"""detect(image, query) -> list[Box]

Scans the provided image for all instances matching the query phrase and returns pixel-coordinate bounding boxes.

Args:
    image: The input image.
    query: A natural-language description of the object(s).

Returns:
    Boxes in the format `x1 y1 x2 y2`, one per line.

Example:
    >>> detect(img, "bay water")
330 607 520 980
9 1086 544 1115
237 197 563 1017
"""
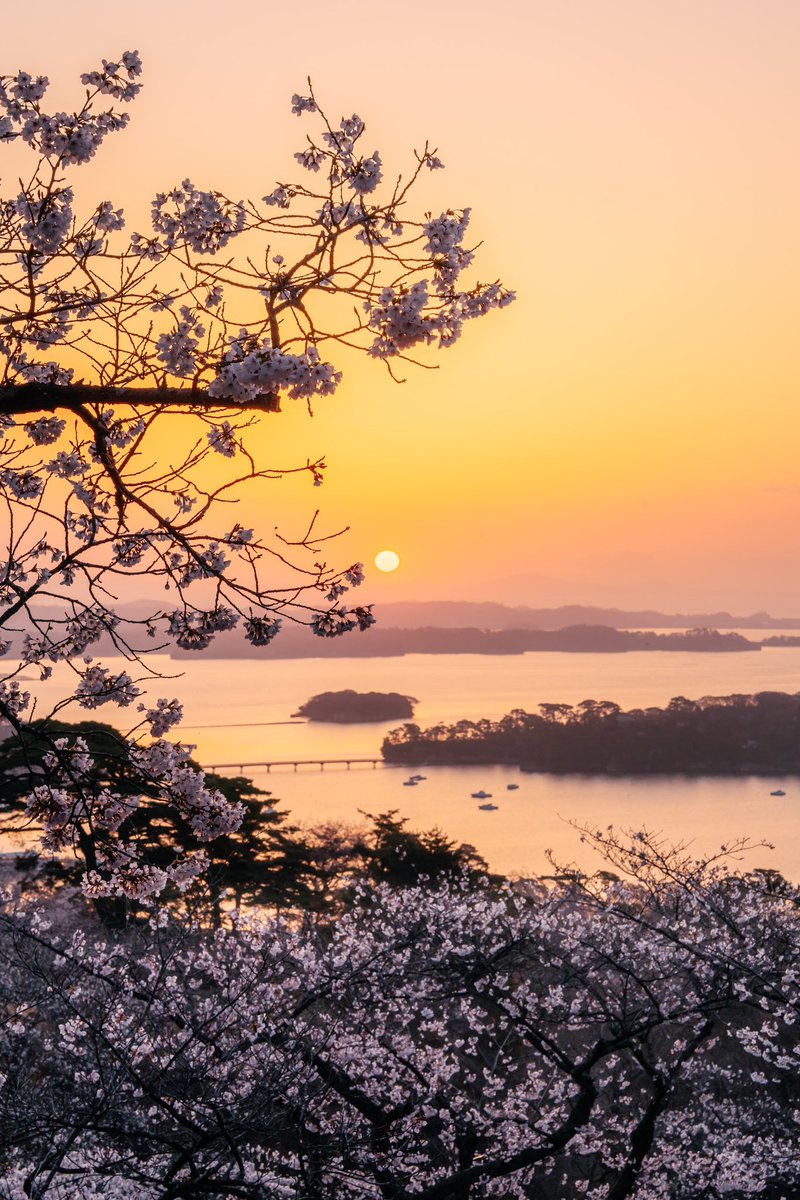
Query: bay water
9 638 799 879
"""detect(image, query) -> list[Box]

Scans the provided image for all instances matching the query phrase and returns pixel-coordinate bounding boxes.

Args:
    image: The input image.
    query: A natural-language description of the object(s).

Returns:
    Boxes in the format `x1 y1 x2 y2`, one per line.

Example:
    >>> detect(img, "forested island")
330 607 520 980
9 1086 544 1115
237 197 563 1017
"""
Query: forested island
169 623 761 658
292 689 417 722
382 691 800 774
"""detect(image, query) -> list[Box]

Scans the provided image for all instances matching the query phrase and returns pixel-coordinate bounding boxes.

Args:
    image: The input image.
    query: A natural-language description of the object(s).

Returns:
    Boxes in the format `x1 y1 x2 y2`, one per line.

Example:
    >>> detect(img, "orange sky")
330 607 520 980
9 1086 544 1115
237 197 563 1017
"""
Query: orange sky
7 1 800 614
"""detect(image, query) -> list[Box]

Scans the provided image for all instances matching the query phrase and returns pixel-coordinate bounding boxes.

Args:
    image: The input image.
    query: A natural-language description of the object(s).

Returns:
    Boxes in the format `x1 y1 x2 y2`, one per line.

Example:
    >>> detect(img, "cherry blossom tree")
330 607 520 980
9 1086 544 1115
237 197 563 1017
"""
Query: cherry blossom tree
0 52 513 903
1 830 798 1198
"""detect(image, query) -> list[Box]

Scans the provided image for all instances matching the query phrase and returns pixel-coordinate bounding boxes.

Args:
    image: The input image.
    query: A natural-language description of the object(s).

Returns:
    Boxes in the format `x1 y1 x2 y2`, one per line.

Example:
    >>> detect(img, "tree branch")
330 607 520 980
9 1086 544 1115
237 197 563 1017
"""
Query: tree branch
0 382 280 415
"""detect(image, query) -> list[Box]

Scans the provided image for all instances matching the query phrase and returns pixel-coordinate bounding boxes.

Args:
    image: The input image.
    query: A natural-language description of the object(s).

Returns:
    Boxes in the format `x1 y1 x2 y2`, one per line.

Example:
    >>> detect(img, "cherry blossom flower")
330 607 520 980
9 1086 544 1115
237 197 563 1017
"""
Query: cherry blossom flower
75 665 141 708
140 697 184 737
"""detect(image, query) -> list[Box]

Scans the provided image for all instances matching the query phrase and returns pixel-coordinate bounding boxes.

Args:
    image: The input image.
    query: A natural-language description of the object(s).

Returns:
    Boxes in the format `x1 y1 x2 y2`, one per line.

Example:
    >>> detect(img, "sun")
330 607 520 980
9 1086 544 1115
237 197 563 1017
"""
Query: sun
374 549 401 573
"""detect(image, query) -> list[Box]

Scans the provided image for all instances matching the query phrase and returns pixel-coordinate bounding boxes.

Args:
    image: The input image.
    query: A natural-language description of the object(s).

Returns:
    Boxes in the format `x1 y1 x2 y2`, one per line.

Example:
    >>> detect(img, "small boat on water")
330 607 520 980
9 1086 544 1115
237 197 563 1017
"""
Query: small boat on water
506 783 519 790
770 789 786 797
478 802 498 811
471 790 492 799
403 779 419 787
410 774 427 782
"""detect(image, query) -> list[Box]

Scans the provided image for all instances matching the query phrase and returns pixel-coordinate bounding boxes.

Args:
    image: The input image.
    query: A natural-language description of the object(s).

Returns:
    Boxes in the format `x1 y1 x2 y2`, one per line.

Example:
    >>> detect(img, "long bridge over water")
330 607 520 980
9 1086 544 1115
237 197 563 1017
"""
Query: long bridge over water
205 757 388 774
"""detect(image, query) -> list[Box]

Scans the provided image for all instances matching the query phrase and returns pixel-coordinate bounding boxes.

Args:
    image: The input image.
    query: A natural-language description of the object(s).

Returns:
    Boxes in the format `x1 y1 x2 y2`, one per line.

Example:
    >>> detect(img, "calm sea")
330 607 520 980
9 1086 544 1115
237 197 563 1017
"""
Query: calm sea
9 638 800 879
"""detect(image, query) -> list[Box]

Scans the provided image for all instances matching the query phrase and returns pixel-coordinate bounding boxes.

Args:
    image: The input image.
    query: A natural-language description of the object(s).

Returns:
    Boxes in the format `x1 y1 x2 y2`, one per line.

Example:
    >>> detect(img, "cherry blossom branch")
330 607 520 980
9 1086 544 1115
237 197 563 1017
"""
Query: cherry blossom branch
0 382 281 414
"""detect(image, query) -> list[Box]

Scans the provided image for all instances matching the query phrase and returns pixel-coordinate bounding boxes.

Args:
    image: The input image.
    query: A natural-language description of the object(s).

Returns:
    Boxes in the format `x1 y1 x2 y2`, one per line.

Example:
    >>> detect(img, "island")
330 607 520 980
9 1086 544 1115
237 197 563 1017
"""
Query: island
382 691 800 774
169 623 762 659
293 690 417 723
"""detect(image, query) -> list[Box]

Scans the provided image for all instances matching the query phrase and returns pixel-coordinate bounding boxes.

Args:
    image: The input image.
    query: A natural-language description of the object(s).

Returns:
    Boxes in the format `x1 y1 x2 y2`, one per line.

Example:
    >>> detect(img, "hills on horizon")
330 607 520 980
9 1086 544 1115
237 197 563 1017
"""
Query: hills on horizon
371 600 800 631
43 597 800 632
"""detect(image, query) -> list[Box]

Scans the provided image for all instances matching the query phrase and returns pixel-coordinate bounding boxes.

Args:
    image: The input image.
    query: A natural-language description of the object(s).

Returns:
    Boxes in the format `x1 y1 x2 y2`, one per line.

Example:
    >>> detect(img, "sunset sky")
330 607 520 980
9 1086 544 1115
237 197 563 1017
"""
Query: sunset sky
8 1 800 614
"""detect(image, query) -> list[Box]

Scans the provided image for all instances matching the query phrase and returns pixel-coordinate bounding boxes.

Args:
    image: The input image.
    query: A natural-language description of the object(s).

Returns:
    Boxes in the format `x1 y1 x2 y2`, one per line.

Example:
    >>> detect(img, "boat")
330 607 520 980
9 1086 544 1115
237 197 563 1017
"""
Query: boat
506 783 519 790
471 790 492 799
770 789 786 797
478 802 498 811
403 779 419 787
410 774 427 782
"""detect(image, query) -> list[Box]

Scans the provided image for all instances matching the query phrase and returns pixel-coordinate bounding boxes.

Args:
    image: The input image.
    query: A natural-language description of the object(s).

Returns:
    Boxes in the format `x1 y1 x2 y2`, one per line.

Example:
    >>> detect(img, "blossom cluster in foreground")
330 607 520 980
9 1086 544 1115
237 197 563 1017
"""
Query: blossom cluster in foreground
1 833 799 1198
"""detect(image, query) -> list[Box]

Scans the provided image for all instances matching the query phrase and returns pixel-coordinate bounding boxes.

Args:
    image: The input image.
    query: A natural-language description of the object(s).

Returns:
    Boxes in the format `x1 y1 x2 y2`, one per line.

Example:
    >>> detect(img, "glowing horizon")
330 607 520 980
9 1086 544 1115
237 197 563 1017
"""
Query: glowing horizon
6 1 800 614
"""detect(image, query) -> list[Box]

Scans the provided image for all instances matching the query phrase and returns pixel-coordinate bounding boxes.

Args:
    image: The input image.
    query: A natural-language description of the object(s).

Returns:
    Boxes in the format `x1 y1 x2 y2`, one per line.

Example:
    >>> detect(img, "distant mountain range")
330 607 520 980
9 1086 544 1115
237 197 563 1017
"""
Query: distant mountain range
371 601 800 631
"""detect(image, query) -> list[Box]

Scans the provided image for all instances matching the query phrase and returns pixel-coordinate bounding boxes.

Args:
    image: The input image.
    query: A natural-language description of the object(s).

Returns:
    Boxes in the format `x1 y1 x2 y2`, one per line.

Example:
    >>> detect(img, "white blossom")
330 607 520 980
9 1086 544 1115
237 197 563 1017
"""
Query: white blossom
0 680 30 715
75 665 141 708
151 180 245 254
43 736 94 780
24 415 66 444
80 51 142 102
244 614 281 646
291 93 317 116
262 185 292 208
294 146 326 172
24 783 71 829
208 336 341 404
0 467 44 499
345 562 365 586
155 306 205 377
207 420 237 456
141 697 184 737
311 607 357 637
348 151 382 195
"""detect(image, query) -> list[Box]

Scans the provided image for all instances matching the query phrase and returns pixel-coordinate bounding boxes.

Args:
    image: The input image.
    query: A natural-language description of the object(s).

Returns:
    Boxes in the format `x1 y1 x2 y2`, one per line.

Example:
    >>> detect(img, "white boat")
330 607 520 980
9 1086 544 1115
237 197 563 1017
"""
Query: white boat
471 790 492 799
478 802 498 811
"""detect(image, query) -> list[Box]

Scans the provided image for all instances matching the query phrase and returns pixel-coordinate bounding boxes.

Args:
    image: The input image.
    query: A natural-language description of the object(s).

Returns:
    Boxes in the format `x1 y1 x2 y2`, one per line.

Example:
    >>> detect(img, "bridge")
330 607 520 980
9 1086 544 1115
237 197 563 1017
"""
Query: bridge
205 757 387 774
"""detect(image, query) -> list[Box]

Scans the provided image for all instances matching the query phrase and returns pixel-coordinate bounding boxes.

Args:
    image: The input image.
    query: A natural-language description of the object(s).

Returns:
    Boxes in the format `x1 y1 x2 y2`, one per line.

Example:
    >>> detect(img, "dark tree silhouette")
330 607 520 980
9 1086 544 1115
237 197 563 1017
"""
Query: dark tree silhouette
383 691 800 775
